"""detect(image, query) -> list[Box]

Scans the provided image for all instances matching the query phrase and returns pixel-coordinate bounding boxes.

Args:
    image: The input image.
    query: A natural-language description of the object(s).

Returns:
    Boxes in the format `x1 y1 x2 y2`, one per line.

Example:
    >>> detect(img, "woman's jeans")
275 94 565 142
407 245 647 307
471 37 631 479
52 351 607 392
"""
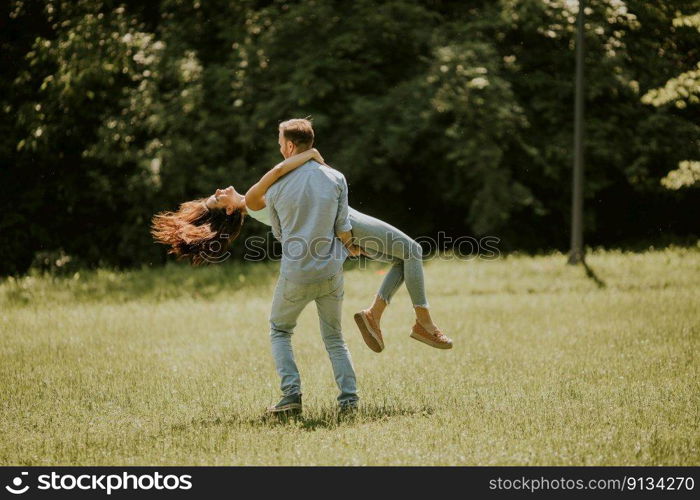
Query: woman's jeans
349 208 428 308
269 271 358 404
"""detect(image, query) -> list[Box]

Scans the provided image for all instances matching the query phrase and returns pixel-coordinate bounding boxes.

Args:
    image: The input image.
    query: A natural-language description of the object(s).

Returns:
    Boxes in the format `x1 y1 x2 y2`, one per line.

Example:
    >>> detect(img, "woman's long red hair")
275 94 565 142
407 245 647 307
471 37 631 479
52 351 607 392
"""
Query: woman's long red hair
151 198 244 265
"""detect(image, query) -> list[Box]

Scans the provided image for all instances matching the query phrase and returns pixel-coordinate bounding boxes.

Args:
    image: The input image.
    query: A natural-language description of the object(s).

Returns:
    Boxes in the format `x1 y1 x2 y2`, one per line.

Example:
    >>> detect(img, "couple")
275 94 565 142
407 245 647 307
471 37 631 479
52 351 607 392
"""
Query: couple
152 118 452 415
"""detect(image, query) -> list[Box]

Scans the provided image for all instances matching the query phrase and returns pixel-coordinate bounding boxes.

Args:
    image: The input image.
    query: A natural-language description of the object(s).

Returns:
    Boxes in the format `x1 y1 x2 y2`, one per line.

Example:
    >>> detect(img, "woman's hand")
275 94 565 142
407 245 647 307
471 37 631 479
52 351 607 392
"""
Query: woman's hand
310 148 326 165
246 149 327 211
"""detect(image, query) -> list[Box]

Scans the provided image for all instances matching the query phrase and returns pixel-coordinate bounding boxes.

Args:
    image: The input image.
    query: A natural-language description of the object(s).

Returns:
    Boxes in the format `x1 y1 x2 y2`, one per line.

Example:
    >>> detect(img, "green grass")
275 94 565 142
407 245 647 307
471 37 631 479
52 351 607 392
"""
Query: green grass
1 246 698 465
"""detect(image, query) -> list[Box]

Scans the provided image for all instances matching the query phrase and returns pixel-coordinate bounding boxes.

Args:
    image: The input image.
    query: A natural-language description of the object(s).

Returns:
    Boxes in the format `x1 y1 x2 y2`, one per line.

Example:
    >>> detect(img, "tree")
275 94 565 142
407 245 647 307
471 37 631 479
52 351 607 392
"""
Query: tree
641 10 700 189
2 0 698 275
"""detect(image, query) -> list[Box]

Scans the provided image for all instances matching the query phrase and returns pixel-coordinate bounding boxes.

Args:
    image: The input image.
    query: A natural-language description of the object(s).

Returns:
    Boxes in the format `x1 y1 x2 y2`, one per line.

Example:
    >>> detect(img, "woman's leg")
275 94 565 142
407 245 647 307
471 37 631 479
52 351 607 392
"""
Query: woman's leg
350 209 438 331
366 259 401 326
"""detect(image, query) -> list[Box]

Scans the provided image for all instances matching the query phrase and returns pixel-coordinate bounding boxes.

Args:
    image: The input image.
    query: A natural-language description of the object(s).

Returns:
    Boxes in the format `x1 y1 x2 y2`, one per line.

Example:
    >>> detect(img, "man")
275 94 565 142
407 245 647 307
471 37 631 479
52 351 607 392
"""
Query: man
264 118 359 415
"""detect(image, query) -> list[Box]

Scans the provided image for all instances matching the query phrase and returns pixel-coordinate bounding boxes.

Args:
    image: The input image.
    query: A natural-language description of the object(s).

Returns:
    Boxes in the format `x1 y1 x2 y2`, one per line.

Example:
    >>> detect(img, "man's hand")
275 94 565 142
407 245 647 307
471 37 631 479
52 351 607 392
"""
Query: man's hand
337 233 365 257
346 244 362 257
336 230 359 256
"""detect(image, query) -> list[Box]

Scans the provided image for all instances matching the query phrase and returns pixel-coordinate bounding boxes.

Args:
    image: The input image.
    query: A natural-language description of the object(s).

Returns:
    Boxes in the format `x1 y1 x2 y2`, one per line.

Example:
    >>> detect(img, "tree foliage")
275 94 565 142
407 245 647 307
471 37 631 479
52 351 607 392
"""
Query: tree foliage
2 0 699 274
641 8 700 189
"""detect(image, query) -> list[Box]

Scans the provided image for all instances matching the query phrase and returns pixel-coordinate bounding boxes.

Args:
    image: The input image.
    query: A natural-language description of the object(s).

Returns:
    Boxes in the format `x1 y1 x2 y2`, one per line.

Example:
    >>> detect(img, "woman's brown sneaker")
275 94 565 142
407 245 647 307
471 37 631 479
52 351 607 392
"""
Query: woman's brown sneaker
410 322 452 349
353 310 384 352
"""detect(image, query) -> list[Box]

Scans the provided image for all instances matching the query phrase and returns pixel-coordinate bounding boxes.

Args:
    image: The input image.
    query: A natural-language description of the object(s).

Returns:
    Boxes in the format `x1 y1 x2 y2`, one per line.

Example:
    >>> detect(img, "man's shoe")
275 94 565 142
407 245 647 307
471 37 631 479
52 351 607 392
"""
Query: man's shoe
410 322 453 349
339 400 359 415
354 310 384 352
266 394 302 415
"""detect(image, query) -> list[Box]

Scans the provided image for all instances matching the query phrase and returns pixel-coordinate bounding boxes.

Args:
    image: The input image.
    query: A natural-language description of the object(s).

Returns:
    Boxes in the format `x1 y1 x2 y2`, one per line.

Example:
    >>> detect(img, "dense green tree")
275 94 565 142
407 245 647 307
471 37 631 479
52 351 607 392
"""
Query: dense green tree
2 0 698 275
641 10 700 189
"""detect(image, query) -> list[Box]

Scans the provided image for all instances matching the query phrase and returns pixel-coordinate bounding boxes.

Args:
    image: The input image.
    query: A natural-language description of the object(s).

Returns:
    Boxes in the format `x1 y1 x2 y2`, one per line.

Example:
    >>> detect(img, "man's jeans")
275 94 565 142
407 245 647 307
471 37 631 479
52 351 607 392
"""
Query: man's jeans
269 271 358 404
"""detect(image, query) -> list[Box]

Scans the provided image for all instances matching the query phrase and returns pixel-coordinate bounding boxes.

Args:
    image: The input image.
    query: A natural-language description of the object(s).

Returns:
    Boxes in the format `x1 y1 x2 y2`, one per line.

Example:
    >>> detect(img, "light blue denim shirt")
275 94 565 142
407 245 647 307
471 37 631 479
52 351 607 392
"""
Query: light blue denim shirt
248 205 362 228
265 160 351 284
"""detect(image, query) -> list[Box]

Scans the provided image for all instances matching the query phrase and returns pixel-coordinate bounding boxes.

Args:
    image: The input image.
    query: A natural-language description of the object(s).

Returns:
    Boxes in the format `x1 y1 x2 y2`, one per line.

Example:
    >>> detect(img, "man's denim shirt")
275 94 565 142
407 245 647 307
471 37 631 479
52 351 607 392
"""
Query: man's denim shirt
266 160 351 284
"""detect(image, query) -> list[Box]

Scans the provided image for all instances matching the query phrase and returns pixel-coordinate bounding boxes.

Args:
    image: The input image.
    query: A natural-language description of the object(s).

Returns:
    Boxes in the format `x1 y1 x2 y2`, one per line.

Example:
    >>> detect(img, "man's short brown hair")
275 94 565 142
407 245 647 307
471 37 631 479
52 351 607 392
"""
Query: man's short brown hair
279 118 314 150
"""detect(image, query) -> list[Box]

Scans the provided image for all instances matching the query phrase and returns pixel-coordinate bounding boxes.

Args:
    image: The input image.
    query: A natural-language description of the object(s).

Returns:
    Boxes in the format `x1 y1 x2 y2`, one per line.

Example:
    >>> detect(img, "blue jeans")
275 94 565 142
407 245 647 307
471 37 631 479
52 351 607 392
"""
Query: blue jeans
349 208 428 308
269 271 358 404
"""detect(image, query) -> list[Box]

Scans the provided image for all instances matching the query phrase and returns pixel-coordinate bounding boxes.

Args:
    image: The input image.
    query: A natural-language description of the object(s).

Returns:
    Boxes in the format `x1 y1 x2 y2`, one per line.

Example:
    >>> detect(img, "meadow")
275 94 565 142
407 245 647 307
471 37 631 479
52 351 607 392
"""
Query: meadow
1 246 698 465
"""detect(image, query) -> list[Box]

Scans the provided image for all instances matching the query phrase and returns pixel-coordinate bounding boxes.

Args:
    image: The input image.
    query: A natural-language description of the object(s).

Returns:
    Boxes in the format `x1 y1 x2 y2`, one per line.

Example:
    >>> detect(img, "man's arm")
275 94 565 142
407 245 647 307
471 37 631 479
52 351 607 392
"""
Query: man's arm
269 205 282 241
266 187 282 241
334 175 360 255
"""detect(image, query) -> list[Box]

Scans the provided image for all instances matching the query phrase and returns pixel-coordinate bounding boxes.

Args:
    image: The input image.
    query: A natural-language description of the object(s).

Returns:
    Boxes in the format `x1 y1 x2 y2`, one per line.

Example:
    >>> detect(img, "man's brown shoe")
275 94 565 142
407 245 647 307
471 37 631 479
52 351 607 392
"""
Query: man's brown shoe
353 310 384 352
410 322 452 349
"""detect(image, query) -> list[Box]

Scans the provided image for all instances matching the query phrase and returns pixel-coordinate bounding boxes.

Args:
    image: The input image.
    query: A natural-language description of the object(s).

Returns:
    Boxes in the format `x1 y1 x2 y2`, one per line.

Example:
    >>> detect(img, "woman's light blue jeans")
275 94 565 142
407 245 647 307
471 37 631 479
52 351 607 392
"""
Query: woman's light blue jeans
348 208 428 308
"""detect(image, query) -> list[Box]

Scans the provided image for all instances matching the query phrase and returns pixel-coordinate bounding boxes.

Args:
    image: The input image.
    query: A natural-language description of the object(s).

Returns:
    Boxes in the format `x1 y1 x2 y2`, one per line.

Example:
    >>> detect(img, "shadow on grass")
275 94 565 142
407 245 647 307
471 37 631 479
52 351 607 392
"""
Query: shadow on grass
166 403 434 435
249 403 435 431
165 404 433 435
582 259 607 289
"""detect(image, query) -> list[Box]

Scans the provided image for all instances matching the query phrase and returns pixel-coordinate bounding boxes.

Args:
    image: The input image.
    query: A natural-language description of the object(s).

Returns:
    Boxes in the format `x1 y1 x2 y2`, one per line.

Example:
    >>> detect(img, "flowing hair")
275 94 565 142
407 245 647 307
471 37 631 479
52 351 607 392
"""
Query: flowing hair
151 198 244 265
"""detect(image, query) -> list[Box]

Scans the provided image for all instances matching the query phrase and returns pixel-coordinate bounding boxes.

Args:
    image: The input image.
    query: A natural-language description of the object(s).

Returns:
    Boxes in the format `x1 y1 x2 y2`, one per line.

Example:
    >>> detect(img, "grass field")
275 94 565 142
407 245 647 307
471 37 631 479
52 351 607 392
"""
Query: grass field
1 246 698 465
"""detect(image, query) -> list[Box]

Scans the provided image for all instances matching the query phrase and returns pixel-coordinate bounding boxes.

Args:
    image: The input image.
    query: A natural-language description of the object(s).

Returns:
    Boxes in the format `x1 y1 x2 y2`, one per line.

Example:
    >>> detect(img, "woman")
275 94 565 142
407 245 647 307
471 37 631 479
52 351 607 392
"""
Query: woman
151 149 320 265
152 148 452 352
